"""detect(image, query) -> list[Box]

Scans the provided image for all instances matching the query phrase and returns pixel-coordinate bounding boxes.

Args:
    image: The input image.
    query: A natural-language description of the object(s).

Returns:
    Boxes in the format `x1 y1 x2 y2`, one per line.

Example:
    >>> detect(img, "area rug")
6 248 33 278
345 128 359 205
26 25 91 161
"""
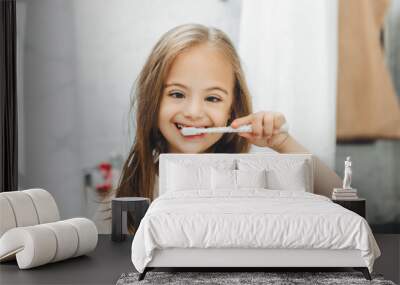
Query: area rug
116 271 396 285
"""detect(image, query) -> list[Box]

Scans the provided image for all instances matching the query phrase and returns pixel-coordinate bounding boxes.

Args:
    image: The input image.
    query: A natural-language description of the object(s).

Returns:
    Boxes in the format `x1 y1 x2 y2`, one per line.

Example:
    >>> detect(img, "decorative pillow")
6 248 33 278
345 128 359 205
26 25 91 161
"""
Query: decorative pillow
236 169 267 188
238 158 311 192
265 162 308 191
211 168 236 190
167 162 211 191
211 168 268 190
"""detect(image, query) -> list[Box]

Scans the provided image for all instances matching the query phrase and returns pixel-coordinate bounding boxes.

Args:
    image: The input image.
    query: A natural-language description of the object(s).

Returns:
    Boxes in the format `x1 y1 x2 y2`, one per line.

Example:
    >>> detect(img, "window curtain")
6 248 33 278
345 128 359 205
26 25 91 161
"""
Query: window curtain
238 0 338 168
0 0 18 192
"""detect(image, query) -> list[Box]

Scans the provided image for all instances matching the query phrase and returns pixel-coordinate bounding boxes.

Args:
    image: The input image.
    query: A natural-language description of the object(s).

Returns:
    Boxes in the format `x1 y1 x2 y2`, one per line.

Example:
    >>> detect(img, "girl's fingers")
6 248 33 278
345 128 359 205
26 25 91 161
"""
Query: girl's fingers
231 114 254 128
233 111 288 140
252 113 263 137
272 112 287 134
262 112 274 138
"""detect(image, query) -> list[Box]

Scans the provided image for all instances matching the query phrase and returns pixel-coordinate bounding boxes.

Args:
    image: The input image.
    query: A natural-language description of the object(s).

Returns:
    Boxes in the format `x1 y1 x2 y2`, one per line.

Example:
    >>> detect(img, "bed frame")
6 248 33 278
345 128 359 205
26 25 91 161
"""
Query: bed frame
139 248 371 280
138 154 372 281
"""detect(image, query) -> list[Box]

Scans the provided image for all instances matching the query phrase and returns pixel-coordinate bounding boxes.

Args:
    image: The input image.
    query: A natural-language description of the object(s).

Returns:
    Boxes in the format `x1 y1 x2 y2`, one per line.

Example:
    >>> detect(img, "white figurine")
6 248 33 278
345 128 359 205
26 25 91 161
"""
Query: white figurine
342 156 352 189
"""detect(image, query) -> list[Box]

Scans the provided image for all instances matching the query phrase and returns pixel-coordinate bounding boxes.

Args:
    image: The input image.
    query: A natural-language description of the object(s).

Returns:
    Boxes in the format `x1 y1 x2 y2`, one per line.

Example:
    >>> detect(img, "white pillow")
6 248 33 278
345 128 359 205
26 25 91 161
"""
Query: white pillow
236 169 267 188
167 162 211 191
211 168 236 190
211 168 267 190
238 158 311 192
265 162 308 191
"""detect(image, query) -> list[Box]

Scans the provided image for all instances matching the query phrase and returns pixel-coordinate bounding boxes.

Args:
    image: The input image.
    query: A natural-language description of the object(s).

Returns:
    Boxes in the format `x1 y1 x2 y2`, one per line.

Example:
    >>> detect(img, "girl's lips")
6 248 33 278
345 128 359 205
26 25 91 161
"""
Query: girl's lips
183 133 206 140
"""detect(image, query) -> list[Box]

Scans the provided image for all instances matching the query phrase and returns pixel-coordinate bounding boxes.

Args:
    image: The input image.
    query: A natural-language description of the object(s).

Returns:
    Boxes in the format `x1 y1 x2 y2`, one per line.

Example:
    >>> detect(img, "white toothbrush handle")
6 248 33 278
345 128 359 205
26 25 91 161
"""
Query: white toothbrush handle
182 122 289 135
203 125 252 134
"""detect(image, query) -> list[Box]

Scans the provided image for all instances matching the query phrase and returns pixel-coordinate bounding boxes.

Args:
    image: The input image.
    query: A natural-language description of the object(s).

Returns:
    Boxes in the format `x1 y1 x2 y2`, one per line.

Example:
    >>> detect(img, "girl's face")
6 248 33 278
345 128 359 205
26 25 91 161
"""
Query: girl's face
158 43 234 153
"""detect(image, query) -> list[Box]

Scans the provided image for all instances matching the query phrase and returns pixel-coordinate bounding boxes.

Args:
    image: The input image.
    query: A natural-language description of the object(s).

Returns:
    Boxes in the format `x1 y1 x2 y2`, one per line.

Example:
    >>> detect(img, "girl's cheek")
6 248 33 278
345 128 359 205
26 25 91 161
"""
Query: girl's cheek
160 97 181 114
208 108 231 126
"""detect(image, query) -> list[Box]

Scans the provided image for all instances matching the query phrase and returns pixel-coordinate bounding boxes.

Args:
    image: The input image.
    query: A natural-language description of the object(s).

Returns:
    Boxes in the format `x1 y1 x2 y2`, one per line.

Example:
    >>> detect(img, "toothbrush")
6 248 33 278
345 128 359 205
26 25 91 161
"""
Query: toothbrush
181 122 289 136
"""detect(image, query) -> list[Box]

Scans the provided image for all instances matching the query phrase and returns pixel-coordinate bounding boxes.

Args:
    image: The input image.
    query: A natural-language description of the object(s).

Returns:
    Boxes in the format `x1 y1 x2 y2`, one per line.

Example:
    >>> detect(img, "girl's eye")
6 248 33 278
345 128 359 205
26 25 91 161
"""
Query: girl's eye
169 91 185 99
206 96 222 103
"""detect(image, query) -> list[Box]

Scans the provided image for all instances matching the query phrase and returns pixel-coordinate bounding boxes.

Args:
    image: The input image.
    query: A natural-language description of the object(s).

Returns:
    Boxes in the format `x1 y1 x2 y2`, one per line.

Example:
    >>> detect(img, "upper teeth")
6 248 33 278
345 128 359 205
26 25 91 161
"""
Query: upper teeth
176 123 208 129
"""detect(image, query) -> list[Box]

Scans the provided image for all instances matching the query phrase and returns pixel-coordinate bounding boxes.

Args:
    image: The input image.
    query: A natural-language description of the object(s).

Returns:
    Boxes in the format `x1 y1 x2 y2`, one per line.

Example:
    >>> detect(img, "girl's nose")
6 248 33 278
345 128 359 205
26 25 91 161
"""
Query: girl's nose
183 98 204 120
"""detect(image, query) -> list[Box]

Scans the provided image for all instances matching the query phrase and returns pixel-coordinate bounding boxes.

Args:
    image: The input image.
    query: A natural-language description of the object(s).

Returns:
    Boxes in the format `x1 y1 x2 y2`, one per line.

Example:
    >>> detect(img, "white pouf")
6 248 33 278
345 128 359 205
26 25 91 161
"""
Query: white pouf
0 189 98 269
0 196 17 237
23 188 60 223
0 218 98 269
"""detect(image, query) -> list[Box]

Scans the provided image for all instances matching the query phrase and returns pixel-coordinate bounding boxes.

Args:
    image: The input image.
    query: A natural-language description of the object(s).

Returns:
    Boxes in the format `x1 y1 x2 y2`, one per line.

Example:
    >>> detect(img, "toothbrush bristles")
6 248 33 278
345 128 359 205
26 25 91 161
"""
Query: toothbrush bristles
181 128 201 136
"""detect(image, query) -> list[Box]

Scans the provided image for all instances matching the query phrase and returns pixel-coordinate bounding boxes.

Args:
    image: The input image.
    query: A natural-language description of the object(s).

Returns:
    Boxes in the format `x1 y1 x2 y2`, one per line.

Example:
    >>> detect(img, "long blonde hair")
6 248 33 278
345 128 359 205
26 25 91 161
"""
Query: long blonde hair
116 23 253 201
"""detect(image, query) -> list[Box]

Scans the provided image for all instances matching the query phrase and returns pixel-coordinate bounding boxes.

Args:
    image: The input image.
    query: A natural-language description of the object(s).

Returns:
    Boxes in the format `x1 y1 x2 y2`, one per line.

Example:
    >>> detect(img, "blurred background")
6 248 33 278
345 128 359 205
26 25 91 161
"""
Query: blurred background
11 0 400 233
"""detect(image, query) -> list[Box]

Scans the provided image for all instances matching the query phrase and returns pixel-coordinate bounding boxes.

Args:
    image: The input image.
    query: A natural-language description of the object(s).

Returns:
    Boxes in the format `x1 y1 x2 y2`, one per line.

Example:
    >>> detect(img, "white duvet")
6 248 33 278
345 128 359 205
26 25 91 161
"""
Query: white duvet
131 190 380 273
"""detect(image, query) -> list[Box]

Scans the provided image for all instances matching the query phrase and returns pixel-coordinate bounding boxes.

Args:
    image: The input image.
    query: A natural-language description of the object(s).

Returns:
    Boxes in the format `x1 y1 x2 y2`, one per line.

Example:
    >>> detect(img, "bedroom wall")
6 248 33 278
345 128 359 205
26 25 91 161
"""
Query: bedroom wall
335 142 400 229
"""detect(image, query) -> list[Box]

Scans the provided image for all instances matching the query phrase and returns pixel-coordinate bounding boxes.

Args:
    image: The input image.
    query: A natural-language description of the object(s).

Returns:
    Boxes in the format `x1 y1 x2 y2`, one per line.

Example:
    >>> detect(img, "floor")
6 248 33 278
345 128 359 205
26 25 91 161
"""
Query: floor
0 234 398 284
373 234 400 284
0 235 135 284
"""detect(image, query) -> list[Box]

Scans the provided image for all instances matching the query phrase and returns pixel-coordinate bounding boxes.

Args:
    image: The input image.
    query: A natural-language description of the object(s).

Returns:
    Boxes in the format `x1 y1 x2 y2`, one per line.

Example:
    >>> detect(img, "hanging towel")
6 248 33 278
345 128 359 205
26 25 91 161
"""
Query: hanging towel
337 0 400 141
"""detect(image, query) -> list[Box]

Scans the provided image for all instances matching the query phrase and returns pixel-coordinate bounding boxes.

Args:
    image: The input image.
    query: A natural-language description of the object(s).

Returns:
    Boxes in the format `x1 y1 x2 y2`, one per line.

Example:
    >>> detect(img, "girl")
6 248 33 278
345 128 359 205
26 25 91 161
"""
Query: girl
116 23 341 202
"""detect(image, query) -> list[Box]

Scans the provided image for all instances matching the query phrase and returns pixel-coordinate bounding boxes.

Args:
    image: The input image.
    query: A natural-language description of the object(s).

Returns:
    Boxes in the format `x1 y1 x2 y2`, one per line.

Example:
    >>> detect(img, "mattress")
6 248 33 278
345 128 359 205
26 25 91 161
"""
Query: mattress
131 190 380 273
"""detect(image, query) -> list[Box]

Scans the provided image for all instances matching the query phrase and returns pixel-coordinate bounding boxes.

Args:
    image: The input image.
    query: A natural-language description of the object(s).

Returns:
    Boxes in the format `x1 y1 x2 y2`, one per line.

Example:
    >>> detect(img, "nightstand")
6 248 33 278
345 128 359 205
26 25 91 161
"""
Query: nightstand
111 197 150 242
332 198 366 218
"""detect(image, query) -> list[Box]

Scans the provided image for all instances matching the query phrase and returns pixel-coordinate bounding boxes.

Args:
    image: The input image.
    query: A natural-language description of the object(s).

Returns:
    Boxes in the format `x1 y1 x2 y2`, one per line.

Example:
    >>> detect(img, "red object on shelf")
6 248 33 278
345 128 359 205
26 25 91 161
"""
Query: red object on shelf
96 162 113 192
98 162 112 178
99 162 112 172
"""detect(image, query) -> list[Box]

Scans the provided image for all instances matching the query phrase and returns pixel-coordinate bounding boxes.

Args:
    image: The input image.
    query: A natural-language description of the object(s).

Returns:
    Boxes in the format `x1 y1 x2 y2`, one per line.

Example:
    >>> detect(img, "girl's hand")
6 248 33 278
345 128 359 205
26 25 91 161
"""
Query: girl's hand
231 111 290 150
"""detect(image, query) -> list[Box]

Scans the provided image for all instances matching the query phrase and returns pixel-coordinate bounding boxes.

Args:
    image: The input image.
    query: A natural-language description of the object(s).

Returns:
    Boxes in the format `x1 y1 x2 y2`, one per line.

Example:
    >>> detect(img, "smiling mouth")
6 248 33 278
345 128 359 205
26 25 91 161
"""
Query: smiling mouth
174 123 210 130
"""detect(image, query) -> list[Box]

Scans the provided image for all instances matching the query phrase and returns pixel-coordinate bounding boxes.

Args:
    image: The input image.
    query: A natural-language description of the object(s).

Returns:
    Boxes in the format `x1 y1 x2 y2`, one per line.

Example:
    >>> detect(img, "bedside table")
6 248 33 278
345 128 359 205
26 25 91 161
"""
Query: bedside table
111 197 150 242
332 198 366 218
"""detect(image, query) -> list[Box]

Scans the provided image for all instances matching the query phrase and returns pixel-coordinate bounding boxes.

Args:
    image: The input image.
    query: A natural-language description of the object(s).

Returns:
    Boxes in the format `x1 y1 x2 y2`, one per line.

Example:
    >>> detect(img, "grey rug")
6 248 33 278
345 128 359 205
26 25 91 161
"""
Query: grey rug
116 271 396 285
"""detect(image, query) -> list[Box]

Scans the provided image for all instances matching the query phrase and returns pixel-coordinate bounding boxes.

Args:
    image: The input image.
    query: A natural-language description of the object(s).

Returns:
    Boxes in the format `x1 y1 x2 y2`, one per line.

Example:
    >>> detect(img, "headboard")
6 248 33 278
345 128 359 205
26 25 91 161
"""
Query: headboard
159 153 314 195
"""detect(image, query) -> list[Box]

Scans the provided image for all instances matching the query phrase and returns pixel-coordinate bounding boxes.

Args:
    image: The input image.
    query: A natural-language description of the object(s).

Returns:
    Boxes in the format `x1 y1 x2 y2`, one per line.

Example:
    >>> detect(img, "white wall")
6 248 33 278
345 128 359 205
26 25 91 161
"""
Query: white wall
238 0 338 169
17 0 242 218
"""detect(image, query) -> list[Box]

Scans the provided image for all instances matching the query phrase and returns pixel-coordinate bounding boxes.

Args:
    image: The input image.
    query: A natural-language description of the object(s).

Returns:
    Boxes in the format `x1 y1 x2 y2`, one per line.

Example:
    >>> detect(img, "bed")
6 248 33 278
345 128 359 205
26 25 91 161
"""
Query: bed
131 153 380 281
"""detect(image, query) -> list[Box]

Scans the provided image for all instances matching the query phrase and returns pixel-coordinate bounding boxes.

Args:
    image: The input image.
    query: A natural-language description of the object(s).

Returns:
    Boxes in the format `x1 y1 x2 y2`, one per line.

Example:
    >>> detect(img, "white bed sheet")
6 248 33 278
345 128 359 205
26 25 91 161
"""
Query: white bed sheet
131 190 380 273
